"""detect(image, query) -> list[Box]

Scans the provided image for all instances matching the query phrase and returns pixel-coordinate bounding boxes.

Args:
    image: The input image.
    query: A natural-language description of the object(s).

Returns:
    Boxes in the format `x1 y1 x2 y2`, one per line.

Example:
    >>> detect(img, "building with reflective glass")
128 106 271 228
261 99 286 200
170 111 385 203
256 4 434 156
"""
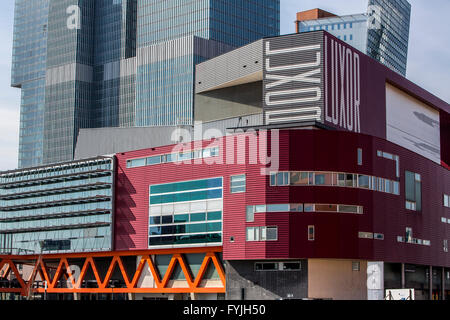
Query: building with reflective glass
0 156 114 255
296 0 411 76
11 0 280 168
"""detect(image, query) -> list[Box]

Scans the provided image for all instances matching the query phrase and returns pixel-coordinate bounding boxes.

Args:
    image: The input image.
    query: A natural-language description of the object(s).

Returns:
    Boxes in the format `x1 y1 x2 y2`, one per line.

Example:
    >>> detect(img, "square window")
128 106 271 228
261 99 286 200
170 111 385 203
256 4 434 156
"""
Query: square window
230 174 246 193
266 227 278 241
352 261 360 271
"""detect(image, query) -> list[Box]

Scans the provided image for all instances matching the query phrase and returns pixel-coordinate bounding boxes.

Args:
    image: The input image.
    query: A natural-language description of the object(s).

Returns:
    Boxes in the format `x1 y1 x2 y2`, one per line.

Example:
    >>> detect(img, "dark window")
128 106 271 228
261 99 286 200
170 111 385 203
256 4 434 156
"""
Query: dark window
283 262 301 271
255 262 279 271
405 171 421 211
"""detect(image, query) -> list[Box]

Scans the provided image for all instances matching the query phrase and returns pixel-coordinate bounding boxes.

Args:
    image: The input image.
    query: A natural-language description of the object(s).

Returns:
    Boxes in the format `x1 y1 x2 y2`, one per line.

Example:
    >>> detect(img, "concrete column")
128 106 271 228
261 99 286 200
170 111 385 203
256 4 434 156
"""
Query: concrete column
190 293 197 300
73 293 80 301
128 293 135 301
401 263 405 289
429 266 433 300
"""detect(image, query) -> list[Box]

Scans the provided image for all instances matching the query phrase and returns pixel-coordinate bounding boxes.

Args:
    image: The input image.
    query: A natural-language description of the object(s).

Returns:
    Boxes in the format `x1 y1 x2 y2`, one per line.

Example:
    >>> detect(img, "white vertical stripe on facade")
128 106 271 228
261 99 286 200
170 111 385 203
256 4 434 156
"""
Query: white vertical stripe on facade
46 63 93 86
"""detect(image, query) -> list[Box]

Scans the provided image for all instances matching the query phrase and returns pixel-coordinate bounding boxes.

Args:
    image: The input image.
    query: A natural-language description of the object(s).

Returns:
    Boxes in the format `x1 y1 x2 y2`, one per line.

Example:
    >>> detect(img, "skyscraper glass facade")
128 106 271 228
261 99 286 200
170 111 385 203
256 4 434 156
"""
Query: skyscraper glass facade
297 14 368 55
11 0 49 168
12 0 280 166
297 0 410 76
135 0 280 127
367 0 411 76
0 157 114 255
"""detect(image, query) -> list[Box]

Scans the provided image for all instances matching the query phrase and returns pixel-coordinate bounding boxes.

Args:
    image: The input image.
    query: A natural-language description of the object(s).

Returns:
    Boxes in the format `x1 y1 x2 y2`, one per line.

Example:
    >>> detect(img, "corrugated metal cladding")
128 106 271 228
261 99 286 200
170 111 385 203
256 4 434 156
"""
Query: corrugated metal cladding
195 40 263 94
74 115 263 159
263 31 325 125
137 35 234 66
115 129 450 268
74 126 190 160
114 132 265 251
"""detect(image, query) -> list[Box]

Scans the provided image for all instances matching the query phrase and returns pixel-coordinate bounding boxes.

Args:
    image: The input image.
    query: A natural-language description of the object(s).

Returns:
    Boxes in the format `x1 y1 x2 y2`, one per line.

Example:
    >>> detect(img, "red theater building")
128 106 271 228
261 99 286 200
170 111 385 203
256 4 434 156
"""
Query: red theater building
1 31 449 300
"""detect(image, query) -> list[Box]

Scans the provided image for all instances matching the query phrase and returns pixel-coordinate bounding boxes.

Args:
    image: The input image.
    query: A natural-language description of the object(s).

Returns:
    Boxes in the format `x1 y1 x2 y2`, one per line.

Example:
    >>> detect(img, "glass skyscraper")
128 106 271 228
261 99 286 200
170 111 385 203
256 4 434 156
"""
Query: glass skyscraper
11 0 280 168
296 0 411 76
11 0 49 168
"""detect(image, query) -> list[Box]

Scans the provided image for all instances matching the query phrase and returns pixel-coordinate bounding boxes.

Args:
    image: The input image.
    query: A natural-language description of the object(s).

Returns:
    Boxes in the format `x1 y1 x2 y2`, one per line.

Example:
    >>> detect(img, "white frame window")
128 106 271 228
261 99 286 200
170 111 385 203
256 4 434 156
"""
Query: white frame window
246 226 278 242
230 174 246 194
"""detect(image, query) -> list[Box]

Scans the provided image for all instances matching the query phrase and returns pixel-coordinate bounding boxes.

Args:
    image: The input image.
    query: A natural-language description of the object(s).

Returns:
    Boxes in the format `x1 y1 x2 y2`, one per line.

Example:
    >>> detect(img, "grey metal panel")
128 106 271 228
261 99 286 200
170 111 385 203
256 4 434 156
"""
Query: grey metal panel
198 114 263 137
74 126 187 159
74 115 263 159
195 39 263 93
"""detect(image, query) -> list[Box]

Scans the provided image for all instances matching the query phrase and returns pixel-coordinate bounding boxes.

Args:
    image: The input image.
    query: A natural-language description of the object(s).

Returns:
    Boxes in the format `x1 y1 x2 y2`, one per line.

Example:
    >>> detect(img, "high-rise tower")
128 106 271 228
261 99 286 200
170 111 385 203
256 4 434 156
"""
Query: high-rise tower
11 0 280 167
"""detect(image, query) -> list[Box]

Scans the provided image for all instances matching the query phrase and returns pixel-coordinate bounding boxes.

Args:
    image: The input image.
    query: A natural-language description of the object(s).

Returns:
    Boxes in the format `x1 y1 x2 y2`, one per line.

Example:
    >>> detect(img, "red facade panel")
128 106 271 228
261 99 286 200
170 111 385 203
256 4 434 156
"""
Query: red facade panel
115 129 450 268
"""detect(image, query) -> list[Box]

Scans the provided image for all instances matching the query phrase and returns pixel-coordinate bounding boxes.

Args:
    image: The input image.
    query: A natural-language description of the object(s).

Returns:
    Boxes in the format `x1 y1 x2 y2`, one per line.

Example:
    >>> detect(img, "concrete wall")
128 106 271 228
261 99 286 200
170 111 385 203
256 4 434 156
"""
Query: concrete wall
308 259 367 300
195 82 263 122
225 260 308 300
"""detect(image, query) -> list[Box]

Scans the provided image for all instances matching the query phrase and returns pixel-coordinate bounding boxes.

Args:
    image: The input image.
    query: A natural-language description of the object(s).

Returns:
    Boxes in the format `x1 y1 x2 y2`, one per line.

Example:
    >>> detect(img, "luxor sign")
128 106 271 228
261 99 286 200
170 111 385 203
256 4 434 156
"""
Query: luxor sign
263 32 362 134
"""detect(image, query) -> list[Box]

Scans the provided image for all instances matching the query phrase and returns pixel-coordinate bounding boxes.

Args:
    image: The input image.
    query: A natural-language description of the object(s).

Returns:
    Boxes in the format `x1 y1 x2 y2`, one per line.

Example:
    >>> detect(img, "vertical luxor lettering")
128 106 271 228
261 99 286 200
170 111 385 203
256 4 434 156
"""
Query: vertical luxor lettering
325 37 361 133
264 39 322 124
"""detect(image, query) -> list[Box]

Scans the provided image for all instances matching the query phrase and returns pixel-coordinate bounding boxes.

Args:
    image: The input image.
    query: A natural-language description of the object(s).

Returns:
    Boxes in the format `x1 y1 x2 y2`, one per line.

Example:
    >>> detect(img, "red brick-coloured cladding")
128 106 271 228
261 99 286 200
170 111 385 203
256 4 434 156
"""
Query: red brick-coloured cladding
114 134 267 251
225 130 449 268
114 129 449 268
322 32 450 142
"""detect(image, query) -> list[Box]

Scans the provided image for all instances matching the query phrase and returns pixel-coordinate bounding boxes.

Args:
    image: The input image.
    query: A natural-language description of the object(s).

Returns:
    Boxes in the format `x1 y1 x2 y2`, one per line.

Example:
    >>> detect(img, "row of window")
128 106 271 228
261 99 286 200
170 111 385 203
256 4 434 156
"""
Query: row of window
246 203 363 222
149 199 223 216
270 171 400 196
150 211 222 225
246 226 278 242
358 232 385 240
150 189 222 205
0 159 112 184
254 261 301 272
127 147 219 168
148 233 222 246
397 227 430 246
149 222 222 236
150 177 222 196
302 21 355 32
442 217 450 224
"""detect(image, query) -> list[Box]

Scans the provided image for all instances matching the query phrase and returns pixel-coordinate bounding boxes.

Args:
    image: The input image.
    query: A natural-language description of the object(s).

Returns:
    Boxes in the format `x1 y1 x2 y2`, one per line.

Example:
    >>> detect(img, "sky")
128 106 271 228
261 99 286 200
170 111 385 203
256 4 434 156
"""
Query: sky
0 0 449 172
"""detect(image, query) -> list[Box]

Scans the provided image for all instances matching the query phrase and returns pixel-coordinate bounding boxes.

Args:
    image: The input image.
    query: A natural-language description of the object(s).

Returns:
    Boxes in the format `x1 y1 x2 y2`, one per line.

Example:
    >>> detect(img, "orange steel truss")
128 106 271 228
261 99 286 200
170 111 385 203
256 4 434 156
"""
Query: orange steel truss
0 247 225 296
